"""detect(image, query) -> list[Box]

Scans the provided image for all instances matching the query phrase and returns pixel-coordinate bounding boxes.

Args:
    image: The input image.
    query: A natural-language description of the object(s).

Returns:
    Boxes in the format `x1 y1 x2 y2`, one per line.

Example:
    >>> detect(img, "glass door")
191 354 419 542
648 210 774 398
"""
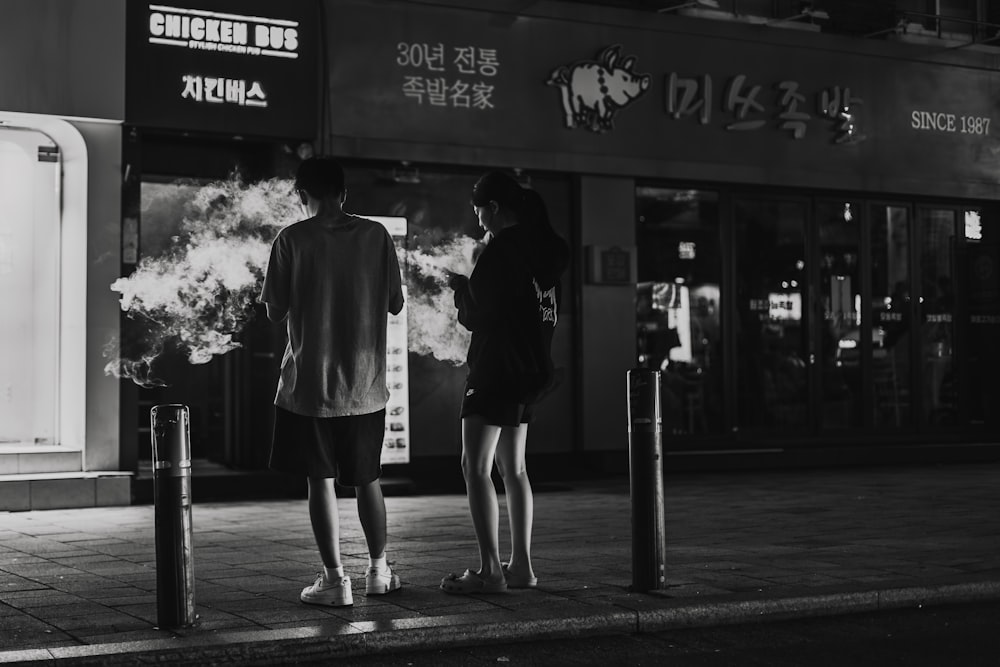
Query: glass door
816 200 863 430
733 199 809 432
734 198 867 436
869 204 914 429
917 207 958 427
0 128 61 448
635 187 723 436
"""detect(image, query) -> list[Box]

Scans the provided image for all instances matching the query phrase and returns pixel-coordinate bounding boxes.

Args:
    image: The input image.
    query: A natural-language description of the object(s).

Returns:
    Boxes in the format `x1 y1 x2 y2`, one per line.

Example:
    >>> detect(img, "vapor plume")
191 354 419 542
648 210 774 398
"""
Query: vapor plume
402 231 478 364
105 175 479 387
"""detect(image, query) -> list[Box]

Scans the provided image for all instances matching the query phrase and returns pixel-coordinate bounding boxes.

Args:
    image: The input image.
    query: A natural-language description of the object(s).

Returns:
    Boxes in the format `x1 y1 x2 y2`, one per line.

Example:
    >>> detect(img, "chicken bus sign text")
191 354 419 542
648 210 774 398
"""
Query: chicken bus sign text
147 4 299 59
126 0 317 138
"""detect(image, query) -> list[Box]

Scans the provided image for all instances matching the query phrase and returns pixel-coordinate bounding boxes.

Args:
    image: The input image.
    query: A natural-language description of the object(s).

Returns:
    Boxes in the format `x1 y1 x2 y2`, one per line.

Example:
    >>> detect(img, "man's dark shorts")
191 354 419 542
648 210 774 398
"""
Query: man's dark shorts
270 407 385 486
460 385 534 427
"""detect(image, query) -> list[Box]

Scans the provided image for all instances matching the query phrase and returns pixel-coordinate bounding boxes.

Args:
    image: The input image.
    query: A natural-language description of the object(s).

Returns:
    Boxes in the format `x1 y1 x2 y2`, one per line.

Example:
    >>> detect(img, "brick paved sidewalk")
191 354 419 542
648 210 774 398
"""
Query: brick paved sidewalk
2 463 1000 664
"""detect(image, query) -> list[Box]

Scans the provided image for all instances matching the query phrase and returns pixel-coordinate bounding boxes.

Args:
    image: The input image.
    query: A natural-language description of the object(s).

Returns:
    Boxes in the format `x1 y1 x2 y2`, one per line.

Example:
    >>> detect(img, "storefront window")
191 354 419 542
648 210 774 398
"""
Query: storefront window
347 164 576 456
818 200 862 429
346 167 482 458
636 188 721 435
871 205 913 428
132 177 233 462
918 208 957 426
733 199 808 430
0 128 60 447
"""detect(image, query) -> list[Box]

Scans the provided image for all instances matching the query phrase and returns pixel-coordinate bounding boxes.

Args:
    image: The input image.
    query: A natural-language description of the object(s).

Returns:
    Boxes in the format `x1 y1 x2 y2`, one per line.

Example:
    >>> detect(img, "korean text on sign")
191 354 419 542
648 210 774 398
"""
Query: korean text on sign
181 75 268 107
396 42 499 109
666 72 865 144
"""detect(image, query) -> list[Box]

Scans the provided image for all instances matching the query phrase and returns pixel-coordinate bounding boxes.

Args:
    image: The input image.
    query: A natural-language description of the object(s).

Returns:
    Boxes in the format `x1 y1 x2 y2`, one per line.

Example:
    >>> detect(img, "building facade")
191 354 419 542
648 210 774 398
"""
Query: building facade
319 0 1000 469
0 0 127 509
2 0 998 509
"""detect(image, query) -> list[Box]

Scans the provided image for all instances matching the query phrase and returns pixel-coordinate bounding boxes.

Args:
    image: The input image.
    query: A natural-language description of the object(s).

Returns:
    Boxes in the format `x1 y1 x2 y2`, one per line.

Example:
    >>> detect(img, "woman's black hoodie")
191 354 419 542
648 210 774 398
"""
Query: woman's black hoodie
453 223 570 403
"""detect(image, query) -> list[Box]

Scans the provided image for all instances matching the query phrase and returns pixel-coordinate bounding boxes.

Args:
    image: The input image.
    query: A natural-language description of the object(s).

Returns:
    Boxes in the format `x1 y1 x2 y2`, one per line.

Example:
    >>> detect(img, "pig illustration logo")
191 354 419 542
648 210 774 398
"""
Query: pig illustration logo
547 45 650 133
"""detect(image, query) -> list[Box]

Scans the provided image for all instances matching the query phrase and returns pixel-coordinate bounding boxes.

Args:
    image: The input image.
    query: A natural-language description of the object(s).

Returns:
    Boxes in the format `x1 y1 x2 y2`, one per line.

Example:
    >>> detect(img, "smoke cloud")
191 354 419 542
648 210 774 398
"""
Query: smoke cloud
105 175 480 387
402 231 479 364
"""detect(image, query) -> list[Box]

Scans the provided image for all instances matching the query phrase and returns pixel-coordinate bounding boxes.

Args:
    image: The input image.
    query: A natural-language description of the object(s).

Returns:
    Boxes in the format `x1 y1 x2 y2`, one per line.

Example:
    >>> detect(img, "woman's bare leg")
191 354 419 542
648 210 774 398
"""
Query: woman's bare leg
461 416 504 581
495 424 534 579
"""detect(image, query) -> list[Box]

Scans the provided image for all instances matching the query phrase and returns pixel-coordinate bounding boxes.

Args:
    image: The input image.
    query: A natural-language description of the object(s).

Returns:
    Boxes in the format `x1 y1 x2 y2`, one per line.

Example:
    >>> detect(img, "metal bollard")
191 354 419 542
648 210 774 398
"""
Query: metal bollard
626 369 668 592
150 404 196 628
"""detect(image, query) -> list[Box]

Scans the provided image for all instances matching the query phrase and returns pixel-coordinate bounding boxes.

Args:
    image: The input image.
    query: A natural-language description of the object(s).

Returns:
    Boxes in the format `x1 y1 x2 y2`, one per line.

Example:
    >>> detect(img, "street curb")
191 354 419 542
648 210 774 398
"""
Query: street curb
3 581 999 666
638 580 1000 631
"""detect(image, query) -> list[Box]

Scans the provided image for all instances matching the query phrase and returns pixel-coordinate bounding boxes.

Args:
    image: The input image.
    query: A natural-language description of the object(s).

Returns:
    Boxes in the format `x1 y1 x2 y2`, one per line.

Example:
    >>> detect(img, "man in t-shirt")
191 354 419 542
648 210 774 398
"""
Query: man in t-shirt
260 157 404 607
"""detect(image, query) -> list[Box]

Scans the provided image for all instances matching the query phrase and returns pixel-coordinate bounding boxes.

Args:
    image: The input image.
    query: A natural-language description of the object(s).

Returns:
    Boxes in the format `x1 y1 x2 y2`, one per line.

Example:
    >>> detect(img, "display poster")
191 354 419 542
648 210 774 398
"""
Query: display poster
369 216 411 465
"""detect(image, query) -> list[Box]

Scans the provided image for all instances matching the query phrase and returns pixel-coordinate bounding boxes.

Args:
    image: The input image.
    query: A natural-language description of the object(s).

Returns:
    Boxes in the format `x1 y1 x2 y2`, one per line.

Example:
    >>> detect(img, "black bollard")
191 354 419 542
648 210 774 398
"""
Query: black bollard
150 404 196 628
626 369 667 592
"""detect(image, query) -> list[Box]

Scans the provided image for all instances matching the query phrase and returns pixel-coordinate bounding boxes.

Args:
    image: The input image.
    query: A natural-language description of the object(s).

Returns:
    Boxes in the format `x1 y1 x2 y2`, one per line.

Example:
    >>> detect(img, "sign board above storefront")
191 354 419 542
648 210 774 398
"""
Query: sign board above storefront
126 0 317 139
323 0 1000 198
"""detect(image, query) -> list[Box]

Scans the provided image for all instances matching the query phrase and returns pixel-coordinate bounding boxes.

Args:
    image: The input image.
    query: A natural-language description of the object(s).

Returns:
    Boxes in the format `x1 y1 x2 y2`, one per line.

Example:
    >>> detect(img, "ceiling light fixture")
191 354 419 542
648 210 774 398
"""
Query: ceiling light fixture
657 0 720 13
767 7 830 25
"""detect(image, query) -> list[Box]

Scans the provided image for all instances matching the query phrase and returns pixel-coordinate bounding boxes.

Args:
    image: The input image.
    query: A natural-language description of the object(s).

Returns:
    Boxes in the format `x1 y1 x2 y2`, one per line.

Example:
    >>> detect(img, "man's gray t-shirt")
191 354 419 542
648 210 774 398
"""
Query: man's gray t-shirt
260 214 404 418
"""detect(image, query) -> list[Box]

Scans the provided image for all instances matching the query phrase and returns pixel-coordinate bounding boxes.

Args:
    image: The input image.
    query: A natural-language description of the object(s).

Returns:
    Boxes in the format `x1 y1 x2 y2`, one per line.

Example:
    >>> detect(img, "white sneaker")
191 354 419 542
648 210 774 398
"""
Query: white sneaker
300 573 353 606
365 565 402 595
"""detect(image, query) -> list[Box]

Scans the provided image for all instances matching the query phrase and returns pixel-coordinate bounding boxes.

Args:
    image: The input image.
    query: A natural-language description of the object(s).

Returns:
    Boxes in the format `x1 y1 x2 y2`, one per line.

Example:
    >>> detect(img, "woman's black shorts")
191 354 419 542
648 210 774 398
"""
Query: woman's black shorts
269 407 385 486
460 385 535 427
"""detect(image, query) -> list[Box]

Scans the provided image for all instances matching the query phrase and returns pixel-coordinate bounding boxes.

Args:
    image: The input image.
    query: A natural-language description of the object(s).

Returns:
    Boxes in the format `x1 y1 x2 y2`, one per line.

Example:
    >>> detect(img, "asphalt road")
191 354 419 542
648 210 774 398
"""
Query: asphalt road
316 600 1000 666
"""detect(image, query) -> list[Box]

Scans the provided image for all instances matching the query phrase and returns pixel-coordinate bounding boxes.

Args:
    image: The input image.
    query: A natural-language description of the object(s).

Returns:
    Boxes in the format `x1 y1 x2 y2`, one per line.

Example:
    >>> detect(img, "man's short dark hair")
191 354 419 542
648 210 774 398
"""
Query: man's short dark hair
295 157 346 199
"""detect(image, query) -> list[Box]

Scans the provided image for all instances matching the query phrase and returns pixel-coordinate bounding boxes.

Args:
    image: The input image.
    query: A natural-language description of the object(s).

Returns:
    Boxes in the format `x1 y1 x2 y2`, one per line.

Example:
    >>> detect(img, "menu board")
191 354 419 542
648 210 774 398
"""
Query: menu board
368 216 410 464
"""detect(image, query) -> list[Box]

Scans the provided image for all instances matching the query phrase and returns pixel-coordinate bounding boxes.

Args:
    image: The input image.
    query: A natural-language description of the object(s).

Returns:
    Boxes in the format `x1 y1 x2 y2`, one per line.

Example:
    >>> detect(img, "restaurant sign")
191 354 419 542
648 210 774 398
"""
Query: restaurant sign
324 0 1000 196
126 0 316 139
147 5 299 58
394 40 501 109
547 45 650 133
549 43 866 146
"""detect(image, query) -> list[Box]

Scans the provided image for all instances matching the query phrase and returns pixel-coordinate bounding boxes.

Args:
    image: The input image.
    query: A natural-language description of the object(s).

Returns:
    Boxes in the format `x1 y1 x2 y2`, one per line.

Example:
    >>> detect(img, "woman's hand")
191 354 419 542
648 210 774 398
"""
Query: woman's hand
446 271 468 291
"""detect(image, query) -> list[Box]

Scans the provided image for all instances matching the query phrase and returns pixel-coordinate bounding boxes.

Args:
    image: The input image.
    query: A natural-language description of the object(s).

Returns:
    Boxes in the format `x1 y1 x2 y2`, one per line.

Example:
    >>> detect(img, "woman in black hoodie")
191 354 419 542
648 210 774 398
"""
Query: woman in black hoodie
441 172 569 595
